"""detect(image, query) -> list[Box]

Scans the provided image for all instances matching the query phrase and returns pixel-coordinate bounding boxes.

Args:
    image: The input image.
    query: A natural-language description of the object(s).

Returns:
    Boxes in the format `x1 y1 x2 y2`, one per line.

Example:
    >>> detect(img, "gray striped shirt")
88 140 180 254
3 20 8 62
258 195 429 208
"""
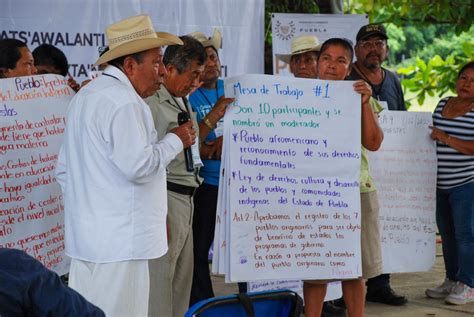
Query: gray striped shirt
433 97 474 189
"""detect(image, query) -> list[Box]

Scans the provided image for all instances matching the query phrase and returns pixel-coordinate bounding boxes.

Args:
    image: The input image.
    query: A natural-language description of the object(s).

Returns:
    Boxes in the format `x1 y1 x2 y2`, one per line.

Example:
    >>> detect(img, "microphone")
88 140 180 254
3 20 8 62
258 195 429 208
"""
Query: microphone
177 112 195 172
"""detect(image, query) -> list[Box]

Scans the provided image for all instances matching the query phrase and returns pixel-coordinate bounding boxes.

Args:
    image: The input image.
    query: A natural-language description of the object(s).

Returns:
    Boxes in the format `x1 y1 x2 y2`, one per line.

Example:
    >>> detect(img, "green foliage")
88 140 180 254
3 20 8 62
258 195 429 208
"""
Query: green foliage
264 0 473 106
346 0 473 34
397 50 472 108
346 0 473 107
387 25 472 66
392 25 473 108
384 24 405 63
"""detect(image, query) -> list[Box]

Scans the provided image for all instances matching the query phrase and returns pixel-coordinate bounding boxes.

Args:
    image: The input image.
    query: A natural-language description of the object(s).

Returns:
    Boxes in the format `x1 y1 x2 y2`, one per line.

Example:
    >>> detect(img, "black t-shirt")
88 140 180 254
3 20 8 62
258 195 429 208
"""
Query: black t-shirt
348 66 406 111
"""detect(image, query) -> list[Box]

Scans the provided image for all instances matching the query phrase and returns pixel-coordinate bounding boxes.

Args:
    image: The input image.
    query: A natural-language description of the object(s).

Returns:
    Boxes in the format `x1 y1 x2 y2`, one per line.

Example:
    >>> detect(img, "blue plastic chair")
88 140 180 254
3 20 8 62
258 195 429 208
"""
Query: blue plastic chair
185 289 303 317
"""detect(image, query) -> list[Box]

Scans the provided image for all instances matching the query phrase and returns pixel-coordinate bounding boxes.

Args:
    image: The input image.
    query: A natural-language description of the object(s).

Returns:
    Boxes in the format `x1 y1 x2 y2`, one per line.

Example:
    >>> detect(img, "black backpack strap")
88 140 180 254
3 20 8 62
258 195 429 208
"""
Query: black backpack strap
291 292 304 316
237 292 255 317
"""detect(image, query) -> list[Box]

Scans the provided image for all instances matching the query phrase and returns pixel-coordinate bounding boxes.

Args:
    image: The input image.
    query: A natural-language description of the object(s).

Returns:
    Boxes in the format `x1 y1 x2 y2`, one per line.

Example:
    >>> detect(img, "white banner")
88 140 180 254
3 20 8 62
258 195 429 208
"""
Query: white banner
0 75 73 274
271 13 368 76
1 0 264 81
214 74 362 282
369 111 437 272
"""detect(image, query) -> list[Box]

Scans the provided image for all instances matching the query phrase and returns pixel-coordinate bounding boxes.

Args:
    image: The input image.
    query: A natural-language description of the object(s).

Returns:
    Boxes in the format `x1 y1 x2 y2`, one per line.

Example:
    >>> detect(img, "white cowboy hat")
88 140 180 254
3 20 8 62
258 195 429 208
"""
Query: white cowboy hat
188 28 222 52
95 15 183 65
276 35 321 64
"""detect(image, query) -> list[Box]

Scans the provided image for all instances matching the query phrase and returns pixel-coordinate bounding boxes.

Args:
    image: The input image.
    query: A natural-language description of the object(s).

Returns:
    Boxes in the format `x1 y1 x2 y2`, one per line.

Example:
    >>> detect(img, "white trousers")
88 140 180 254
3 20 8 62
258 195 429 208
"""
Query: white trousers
69 258 150 317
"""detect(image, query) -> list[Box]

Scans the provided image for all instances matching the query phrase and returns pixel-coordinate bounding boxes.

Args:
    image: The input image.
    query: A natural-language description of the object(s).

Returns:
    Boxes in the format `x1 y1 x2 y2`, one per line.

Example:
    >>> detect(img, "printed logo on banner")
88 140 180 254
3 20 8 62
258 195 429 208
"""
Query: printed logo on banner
298 26 328 34
273 20 296 40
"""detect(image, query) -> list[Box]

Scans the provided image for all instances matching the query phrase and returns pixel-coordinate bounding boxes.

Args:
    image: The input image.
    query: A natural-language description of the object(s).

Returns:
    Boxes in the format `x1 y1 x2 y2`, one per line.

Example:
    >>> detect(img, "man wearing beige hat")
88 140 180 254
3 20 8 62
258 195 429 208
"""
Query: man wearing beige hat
56 15 194 316
278 34 321 79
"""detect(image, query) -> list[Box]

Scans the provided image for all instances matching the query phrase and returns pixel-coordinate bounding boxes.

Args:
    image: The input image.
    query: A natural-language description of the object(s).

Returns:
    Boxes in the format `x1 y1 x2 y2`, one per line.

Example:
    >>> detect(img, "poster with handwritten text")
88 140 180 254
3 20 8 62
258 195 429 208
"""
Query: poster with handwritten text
214 74 362 282
369 111 437 272
0 75 73 274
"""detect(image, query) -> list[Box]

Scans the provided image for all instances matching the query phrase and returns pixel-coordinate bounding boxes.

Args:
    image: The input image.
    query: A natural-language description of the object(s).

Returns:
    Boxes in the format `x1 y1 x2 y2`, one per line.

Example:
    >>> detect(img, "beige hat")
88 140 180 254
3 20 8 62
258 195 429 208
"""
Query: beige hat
277 35 321 64
95 15 183 65
188 28 222 51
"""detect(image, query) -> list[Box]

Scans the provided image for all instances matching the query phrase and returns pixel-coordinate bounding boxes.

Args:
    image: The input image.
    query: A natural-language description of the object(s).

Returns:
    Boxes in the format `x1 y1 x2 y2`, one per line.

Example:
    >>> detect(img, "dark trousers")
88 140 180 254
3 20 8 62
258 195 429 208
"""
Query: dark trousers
436 183 474 287
366 273 390 292
189 183 219 306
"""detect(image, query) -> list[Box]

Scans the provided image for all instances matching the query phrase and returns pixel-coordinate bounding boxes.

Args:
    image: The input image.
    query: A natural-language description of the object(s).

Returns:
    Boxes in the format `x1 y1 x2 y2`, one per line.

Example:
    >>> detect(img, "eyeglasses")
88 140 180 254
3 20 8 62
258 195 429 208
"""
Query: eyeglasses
359 40 386 49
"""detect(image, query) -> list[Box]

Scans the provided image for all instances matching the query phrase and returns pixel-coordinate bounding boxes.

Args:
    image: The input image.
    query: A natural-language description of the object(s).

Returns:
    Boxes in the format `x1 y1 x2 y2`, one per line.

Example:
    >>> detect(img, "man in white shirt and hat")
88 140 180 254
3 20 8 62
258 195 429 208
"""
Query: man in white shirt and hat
56 15 195 316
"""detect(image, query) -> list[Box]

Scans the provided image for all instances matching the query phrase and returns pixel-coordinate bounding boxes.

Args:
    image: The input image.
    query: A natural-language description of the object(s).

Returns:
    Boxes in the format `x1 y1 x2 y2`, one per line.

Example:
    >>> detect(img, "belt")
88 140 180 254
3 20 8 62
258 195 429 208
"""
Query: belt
167 182 197 196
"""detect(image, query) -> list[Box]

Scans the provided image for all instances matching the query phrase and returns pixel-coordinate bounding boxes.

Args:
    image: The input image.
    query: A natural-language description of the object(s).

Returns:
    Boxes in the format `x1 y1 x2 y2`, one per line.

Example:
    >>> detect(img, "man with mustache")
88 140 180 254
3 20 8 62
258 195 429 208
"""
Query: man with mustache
146 35 208 317
56 15 193 316
348 24 405 111
347 23 408 306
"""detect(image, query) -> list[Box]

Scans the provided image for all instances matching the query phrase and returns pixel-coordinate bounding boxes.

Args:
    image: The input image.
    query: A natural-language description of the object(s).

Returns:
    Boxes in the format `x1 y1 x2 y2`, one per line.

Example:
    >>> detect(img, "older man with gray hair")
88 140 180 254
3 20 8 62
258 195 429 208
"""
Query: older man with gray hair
146 35 208 317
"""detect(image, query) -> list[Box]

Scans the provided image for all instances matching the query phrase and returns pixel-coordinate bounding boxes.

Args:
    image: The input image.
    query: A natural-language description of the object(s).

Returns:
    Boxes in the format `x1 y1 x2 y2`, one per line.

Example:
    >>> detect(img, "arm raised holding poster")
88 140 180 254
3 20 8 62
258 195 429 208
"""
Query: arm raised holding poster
355 80 384 151
218 76 363 284
303 38 384 317
217 38 389 316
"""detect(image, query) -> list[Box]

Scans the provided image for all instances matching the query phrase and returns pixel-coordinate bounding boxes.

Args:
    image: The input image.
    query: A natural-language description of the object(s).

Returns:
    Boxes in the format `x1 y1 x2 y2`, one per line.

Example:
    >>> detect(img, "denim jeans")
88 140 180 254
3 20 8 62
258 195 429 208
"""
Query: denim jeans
436 181 474 288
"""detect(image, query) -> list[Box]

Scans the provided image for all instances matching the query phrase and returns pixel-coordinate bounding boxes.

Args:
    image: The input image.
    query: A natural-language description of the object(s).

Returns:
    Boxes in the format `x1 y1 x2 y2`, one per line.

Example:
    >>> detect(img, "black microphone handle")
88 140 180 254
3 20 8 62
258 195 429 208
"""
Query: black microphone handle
177 112 195 172
184 145 194 172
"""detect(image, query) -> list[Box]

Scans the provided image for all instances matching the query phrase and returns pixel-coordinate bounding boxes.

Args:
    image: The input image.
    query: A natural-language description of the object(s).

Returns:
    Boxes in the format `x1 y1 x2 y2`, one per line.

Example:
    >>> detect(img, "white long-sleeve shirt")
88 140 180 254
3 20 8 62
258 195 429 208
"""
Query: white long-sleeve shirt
56 66 182 263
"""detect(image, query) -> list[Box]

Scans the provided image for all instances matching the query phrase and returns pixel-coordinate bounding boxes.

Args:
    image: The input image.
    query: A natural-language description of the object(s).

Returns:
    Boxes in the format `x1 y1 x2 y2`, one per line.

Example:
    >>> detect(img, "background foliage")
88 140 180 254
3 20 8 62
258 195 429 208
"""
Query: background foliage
265 0 474 108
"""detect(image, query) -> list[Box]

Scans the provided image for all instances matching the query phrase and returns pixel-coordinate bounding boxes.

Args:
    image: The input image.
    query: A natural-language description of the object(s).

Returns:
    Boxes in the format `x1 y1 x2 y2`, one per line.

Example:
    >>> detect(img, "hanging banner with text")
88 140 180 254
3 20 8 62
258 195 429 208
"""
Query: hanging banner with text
0 75 73 275
271 13 368 76
1 0 264 81
213 74 362 282
369 111 437 272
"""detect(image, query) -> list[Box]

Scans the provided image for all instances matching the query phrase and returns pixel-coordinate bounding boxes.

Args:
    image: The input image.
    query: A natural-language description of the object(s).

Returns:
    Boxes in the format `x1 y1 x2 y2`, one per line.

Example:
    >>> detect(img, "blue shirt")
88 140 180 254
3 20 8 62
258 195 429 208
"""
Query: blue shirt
189 79 224 186
0 248 104 316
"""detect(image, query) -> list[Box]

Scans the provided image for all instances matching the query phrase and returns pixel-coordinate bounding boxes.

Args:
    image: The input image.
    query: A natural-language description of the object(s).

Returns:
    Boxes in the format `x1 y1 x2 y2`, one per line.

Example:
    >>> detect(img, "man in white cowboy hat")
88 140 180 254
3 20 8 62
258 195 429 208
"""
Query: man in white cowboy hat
56 15 194 316
187 28 235 306
145 35 208 317
278 34 321 79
